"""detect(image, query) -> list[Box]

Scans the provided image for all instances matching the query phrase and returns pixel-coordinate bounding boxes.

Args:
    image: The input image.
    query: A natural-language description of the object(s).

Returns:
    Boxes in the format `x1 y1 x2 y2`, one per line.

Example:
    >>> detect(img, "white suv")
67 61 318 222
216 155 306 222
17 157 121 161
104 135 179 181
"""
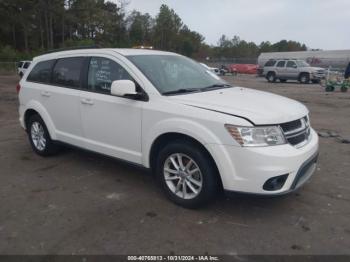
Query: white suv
18 48 319 208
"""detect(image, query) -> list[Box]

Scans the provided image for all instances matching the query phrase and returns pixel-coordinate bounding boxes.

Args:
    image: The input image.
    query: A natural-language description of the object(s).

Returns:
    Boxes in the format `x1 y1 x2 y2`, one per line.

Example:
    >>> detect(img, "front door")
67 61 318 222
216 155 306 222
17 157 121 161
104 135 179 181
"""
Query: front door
79 56 143 164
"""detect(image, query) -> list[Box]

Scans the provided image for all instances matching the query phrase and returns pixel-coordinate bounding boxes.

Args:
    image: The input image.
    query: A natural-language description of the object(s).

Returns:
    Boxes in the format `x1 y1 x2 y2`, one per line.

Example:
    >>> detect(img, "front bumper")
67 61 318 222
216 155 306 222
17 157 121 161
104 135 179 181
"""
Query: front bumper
311 73 326 80
207 128 319 195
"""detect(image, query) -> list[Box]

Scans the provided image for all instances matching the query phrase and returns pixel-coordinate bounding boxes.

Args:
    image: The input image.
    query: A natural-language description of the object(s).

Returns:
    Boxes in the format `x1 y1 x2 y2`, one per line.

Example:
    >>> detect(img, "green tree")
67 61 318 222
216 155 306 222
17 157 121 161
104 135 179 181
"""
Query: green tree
153 4 183 51
128 11 153 46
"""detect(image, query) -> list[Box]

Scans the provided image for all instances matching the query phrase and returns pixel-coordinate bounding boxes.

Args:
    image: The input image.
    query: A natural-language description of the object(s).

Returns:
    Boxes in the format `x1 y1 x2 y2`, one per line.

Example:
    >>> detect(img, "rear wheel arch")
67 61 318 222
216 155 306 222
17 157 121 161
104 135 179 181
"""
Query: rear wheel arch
23 106 56 140
266 71 276 82
26 113 60 156
24 109 40 130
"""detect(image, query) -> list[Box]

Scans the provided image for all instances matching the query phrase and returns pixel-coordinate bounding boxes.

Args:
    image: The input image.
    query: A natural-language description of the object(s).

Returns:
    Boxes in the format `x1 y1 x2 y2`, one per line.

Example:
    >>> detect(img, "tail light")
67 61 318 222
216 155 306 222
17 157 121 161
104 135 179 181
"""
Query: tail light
16 83 21 94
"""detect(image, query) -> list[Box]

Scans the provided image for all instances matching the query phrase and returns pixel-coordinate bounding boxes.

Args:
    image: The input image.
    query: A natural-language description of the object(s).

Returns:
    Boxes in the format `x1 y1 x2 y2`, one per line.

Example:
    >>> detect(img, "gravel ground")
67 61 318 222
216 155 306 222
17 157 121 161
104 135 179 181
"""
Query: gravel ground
0 74 349 255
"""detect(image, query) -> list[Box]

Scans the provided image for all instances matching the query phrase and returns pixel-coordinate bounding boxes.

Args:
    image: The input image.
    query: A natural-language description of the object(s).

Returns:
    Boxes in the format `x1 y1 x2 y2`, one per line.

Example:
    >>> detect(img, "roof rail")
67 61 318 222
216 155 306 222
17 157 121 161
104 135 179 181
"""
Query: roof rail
42 45 101 55
268 58 300 60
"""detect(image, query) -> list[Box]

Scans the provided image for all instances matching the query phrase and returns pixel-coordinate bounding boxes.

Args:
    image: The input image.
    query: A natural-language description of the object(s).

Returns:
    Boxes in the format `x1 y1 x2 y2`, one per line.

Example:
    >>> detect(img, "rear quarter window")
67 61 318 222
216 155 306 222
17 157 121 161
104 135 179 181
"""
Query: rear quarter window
27 60 55 84
264 60 276 67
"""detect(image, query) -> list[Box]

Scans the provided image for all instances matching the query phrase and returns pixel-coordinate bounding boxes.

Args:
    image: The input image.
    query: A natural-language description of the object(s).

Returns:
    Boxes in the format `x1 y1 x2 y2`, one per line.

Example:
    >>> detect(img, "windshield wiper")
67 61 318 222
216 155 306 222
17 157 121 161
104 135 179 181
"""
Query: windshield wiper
162 88 201 95
200 83 232 91
162 84 231 95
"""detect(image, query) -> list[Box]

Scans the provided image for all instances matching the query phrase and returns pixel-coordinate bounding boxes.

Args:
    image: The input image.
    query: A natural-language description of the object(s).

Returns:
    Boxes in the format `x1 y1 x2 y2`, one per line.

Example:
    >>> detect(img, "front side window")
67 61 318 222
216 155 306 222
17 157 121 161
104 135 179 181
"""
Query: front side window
87 57 133 94
286 61 297 68
276 61 286 67
127 55 227 94
52 57 84 88
27 60 55 84
296 60 310 67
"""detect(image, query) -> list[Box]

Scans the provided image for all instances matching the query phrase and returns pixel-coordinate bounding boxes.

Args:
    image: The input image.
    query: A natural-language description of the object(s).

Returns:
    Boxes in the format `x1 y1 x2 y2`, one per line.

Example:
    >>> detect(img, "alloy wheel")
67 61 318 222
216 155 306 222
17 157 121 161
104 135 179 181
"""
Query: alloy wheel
163 153 203 199
30 121 46 151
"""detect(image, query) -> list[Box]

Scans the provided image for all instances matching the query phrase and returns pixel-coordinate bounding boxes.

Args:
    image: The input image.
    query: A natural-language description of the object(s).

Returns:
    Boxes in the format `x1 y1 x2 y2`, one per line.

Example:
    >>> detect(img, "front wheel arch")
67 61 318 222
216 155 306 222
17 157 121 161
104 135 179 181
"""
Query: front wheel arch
299 72 310 83
149 132 223 189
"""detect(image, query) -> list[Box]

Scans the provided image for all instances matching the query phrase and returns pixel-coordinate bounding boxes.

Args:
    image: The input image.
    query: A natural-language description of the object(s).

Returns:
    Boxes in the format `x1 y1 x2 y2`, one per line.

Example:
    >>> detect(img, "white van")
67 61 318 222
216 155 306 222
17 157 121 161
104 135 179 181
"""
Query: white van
18 48 319 208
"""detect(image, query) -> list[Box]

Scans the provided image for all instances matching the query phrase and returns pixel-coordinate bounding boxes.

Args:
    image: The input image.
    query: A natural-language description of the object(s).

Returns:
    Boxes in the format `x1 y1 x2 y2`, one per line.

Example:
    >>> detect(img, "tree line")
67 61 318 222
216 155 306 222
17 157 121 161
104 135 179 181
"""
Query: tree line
0 0 307 61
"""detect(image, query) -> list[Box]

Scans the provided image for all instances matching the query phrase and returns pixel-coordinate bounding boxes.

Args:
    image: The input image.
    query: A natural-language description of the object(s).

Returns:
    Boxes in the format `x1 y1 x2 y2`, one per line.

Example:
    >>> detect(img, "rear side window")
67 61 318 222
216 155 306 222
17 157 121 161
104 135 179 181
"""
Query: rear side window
264 60 276 67
27 60 55 84
87 57 133 94
52 57 84 88
276 61 286 67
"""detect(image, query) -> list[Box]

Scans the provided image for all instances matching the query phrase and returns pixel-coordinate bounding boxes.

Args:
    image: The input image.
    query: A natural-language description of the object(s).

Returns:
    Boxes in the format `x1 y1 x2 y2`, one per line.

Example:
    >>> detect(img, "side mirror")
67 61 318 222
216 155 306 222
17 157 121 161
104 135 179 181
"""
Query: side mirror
293 65 297 68
111 80 137 97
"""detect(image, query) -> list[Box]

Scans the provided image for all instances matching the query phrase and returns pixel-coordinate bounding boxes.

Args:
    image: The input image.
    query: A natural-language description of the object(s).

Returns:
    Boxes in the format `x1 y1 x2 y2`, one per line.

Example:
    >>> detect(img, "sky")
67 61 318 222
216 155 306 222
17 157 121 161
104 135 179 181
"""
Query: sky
122 0 350 50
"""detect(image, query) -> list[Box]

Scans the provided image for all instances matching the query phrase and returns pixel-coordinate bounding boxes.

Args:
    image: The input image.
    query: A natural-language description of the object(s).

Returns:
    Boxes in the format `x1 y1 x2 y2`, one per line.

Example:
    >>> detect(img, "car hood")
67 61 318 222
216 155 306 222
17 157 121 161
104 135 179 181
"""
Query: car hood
168 87 308 125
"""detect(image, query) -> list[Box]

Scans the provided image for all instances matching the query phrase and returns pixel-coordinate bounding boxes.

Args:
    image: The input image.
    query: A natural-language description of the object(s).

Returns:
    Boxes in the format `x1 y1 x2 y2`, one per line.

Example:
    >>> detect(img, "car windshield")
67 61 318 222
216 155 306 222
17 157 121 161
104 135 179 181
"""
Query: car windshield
127 55 228 95
296 60 310 67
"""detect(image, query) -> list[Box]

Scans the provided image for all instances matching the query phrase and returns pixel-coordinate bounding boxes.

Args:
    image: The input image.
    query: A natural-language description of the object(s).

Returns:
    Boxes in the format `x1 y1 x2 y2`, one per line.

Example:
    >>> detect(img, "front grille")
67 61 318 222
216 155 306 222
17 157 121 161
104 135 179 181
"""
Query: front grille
280 119 302 133
280 117 310 147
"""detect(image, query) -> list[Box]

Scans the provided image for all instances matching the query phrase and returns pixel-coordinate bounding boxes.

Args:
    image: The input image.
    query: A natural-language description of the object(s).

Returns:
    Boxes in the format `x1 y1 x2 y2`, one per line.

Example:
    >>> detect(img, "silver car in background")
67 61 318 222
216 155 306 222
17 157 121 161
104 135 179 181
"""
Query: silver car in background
263 59 326 84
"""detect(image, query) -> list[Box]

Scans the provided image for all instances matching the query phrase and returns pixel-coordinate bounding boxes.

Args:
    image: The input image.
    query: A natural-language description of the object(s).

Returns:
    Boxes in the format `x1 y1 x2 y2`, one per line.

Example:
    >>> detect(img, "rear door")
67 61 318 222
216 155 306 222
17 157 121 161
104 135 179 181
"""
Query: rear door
79 55 143 164
276 60 287 78
41 57 86 146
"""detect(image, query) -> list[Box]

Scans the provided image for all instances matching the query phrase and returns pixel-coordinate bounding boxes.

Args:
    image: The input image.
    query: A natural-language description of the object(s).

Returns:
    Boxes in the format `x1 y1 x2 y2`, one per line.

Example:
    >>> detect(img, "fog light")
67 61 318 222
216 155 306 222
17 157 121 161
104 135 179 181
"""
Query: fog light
263 174 289 191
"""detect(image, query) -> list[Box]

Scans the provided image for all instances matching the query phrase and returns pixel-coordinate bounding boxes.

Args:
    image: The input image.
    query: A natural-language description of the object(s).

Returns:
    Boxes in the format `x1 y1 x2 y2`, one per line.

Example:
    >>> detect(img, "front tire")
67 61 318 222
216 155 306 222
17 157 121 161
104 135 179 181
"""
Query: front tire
299 73 310 84
27 114 59 156
155 140 218 208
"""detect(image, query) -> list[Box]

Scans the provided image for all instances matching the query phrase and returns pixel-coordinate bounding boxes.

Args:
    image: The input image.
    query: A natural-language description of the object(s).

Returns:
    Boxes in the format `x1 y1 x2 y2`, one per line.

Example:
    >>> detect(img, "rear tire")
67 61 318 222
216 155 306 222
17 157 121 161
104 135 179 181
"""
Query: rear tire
299 73 310 84
266 72 276 83
155 140 218 208
27 114 60 156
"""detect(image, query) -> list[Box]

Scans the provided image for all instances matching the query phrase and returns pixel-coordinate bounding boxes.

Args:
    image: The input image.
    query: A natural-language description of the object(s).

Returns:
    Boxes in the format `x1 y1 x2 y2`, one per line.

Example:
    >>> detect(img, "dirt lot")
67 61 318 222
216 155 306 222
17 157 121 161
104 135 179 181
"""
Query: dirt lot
0 74 349 255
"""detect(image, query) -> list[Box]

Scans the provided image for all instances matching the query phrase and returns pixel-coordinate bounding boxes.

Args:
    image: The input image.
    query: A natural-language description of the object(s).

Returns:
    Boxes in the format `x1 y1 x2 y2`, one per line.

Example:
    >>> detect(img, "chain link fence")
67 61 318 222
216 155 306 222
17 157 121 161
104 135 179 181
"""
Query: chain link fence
0 62 18 74
199 58 258 68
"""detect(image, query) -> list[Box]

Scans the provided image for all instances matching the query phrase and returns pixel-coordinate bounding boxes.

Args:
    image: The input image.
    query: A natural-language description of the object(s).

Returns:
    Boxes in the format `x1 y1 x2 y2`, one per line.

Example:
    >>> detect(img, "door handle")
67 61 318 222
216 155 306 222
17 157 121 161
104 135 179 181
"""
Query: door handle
80 98 94 105
41 91 51 97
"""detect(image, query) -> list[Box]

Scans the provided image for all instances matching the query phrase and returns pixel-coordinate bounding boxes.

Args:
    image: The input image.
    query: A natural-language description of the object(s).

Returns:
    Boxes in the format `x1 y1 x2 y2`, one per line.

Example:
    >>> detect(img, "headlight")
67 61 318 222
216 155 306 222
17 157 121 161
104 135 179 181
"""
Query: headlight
225 124 286 147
